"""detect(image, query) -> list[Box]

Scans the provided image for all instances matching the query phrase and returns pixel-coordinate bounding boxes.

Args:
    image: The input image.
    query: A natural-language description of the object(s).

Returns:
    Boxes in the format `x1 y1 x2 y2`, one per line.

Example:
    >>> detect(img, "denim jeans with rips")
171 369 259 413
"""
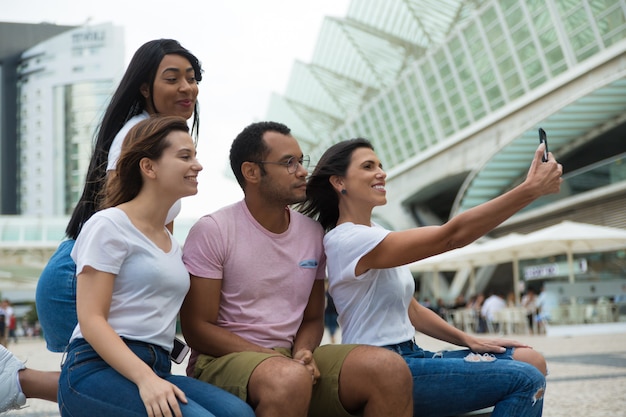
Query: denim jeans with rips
383 340 545 417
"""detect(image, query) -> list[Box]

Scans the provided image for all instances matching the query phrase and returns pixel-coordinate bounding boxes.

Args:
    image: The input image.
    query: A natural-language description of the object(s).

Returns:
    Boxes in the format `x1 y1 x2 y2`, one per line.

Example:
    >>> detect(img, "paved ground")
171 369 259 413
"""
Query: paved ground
4 327 626 416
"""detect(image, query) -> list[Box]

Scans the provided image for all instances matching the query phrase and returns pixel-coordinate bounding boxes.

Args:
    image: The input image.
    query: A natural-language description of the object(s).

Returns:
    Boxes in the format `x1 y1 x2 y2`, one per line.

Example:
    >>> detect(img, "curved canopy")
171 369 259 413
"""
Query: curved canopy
410 220 626 301
410 221 626 272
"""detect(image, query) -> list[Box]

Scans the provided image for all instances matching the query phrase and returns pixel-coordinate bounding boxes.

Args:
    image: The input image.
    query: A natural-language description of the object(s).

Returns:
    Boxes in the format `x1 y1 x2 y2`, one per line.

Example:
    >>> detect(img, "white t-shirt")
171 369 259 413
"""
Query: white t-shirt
324 222 416 346
481 295 506 322
106 112 181 224
70 207 189 352
536 290 559 320
4 306 13 326
106 112 149 171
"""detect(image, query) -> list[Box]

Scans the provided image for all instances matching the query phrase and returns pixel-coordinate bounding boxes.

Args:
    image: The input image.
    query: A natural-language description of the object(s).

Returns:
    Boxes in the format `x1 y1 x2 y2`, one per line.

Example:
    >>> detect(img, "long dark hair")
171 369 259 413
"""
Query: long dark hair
65 39 203 239
103 116 190 208
299 138 373 231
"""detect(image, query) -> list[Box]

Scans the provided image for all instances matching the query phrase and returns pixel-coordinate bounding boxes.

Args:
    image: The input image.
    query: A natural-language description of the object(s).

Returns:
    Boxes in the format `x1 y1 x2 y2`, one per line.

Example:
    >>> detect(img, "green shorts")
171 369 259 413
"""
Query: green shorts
193 344 360 417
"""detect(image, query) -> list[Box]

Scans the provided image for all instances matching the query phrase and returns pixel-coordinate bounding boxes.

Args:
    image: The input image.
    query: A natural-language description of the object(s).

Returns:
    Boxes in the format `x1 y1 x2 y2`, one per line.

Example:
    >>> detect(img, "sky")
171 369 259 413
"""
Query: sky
3 0 351 220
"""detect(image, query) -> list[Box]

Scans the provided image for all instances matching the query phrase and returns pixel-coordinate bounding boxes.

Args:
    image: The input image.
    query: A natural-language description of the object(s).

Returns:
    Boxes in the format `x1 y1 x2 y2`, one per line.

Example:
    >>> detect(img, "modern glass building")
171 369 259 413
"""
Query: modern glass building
16 22 124 216
0 22 123 301
0 21 76 215
266 0 626 302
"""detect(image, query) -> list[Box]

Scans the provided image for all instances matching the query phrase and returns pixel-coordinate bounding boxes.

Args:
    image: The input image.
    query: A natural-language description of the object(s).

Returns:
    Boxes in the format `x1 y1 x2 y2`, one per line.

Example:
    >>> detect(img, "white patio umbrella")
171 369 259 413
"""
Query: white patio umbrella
502 221 626 283
409 233 524 298
409 243 480 298
409 221 626 301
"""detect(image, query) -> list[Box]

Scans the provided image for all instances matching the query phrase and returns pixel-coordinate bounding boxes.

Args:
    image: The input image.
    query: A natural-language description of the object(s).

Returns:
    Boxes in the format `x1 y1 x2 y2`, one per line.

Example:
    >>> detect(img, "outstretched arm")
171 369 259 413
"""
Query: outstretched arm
358 144 562 273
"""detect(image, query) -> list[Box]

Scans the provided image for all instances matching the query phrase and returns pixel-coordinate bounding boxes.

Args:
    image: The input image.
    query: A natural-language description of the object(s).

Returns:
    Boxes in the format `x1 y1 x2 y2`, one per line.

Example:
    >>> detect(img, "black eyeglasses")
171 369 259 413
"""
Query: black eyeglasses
257 155 310 174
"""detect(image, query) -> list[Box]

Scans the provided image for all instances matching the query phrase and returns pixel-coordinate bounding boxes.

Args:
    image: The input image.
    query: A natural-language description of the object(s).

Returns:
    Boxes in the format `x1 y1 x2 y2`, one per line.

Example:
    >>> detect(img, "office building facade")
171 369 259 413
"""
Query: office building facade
1 21 76 214
1 21 124 216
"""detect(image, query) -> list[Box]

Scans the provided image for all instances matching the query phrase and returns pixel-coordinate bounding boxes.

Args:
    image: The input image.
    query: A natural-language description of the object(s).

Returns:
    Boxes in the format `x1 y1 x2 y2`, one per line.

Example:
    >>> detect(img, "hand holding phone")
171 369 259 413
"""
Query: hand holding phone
538 128 549 162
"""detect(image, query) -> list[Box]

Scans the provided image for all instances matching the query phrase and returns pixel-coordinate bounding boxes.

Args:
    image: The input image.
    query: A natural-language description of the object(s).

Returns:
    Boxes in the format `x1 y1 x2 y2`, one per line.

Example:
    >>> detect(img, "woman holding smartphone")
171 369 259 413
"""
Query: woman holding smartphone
300 138 562 417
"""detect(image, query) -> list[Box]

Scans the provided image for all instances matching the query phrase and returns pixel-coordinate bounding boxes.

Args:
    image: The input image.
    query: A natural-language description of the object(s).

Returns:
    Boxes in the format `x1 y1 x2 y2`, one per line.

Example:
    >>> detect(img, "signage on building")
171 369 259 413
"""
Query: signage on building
71 29 107 55
72 30 106 44
523 258 588 280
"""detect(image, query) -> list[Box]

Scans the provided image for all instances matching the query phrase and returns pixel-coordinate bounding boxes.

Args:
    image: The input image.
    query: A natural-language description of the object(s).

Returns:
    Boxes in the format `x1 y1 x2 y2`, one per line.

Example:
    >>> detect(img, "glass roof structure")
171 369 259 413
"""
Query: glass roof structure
456 77 626 213
268 0 481 146
266 0 626 218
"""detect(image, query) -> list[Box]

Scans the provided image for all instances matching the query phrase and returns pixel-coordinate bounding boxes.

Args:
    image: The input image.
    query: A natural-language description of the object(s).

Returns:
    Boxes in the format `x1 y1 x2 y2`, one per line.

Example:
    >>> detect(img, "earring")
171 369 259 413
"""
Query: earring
341 189 347 195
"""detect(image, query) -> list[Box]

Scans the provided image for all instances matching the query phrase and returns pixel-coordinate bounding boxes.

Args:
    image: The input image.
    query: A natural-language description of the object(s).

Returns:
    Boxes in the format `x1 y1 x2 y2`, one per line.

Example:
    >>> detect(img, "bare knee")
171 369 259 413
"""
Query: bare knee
248 357 312 412
513 347 548 376
339 346 412 416
360 346 412 385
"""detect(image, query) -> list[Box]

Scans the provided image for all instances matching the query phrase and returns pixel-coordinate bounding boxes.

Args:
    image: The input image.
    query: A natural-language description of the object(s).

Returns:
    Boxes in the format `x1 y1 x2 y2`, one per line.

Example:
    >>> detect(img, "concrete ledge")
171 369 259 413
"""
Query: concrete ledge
455 407 494 416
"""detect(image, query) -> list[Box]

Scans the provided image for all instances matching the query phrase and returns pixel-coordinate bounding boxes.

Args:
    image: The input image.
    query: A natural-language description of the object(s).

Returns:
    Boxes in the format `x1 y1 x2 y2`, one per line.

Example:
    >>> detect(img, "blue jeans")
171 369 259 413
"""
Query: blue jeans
36 239 77 352
383 340 545 417
58 338 255 417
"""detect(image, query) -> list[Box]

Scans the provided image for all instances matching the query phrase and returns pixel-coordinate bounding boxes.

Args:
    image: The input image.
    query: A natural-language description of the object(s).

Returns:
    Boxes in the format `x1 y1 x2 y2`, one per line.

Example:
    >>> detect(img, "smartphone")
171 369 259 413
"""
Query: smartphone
170 337 190 364
538 127 549 162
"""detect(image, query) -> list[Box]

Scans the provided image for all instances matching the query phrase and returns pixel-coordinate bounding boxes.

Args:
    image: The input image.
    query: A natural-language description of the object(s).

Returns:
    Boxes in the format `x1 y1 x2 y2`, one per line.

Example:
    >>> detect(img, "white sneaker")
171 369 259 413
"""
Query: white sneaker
0 345 27 412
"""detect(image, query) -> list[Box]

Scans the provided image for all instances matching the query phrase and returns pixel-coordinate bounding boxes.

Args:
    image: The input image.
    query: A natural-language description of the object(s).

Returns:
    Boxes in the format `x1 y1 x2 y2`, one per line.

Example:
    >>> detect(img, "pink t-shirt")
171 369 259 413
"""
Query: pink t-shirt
183 200 326 350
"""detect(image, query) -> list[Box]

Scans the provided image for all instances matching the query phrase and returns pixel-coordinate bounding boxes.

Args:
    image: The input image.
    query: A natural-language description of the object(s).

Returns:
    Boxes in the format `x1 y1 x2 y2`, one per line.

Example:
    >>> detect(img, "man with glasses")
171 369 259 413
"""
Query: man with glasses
180 121 413 417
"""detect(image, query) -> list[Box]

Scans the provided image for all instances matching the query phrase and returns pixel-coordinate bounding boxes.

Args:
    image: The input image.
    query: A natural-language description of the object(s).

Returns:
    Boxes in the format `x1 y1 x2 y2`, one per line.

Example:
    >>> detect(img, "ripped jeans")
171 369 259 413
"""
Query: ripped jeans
383 340 544 417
